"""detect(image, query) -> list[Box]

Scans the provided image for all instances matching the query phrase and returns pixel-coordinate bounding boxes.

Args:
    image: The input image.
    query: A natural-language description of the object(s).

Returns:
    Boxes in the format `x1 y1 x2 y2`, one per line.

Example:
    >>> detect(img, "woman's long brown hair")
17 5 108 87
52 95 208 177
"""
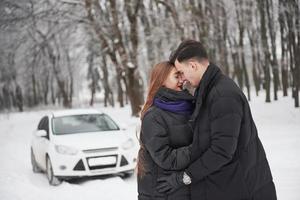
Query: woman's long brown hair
137 61 175 178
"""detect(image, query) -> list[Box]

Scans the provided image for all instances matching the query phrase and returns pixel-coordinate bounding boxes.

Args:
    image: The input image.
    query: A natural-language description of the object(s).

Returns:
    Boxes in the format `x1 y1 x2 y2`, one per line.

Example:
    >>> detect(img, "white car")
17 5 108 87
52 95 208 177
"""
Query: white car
30 109 137 185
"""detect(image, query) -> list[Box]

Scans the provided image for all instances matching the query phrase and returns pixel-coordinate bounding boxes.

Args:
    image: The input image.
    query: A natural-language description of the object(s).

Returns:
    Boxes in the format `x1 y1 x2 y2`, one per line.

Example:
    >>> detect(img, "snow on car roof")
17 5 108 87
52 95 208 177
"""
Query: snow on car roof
51 109 104 118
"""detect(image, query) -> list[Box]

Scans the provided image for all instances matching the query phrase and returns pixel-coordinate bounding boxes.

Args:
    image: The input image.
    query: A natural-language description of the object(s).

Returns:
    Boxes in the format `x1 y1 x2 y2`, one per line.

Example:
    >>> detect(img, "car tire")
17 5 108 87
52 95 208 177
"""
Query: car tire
31 149 42 173
46 156 62 186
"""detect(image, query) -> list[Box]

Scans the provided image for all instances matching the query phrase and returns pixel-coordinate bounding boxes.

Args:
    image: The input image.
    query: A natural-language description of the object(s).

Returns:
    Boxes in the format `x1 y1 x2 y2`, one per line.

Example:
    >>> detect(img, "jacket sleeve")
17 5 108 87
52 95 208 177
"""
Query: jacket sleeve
186 96 243 182
141 112 192 171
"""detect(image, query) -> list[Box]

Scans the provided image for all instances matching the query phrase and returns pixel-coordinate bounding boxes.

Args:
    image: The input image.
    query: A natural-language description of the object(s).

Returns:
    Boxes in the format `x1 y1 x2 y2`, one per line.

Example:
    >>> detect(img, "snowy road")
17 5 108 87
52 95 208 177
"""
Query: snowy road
1 94 300 200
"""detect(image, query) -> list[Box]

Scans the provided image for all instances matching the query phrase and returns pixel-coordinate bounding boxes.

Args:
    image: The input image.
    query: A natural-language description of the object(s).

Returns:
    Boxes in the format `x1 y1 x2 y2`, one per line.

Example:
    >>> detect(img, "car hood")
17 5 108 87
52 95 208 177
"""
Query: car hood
51 130 128 150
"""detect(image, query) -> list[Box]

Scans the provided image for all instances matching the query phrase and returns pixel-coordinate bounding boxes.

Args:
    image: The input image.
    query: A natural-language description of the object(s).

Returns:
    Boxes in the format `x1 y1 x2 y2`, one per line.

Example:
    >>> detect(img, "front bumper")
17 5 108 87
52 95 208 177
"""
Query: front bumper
50 146 137 177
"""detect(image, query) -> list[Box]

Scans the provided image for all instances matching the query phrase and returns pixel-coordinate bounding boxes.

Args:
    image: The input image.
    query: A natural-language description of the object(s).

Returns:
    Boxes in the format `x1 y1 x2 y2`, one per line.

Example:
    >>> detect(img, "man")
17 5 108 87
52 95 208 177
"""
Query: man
156 40 277 200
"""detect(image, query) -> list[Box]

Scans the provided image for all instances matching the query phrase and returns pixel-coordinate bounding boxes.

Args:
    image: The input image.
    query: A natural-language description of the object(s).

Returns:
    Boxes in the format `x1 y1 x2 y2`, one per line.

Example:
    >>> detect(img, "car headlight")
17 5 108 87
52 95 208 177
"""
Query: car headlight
55 145 78 155
122 138 135 150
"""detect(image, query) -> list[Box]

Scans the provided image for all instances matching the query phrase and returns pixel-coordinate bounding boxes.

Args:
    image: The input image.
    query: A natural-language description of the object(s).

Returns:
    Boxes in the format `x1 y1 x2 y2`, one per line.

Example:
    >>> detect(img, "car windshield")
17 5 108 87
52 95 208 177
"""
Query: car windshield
52 114 119 135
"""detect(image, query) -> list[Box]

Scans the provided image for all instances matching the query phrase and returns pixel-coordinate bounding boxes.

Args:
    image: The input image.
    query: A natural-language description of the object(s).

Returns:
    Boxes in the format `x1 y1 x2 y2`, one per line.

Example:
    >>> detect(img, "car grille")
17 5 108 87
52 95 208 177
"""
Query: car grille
82 147 118 154
89 164 117 170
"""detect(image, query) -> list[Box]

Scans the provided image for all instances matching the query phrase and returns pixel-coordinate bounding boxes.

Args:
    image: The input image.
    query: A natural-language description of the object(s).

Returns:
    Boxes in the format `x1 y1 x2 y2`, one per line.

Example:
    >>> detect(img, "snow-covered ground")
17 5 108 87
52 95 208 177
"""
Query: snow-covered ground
248 94 300 200
0 93 300 200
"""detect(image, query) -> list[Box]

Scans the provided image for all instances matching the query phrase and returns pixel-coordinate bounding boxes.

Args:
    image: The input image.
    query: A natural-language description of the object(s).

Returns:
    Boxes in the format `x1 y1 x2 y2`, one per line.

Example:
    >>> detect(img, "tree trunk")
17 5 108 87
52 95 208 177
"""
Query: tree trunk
248 29 260 96
279 0 288 96
14 84 23 112
48 42 71 108
228 37 244 89
88 52 95 106
234 0 250 100
258 0 271 102
109 0 144 116
266 0 280 101
50 75 56 105
101 55 114 107
285 0 299 107
220 2 230 76
31 72 37 106
140 1 156 74
43 70 49 105
85 0 125 108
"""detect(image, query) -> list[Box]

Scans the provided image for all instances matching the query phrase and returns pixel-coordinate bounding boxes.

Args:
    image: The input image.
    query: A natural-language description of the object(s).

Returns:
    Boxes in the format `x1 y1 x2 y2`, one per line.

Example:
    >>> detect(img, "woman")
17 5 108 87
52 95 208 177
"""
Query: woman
137 61 194 200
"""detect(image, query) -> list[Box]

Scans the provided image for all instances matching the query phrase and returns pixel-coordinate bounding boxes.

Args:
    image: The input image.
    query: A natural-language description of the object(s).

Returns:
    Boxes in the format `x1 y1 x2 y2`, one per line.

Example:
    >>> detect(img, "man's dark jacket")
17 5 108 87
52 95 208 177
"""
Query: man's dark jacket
186 63 277 200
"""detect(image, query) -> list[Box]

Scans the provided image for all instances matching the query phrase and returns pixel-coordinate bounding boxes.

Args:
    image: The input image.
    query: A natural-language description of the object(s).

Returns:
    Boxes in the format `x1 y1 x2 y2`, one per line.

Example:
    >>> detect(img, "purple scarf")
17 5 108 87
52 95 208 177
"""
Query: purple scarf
154 98 194 115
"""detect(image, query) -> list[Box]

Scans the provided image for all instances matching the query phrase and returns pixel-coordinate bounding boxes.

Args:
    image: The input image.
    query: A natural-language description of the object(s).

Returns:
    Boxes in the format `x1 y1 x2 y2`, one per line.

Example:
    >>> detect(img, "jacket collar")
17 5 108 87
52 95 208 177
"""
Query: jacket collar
190 63 222 122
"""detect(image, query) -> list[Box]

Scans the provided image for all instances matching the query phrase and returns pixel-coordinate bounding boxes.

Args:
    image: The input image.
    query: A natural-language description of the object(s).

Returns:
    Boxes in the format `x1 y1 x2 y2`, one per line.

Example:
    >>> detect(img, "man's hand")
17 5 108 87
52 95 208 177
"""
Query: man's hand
156 171 185 194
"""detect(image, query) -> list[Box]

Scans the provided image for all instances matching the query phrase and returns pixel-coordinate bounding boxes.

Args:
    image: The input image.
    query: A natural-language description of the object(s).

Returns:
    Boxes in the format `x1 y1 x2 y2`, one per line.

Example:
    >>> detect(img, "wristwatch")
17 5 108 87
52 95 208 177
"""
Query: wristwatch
182 171 192 185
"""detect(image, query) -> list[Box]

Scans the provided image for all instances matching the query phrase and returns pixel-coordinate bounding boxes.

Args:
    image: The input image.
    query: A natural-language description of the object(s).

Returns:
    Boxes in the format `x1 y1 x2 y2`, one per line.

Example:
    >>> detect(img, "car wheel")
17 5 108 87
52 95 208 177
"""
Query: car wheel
46 156 62 186
31 149 42 173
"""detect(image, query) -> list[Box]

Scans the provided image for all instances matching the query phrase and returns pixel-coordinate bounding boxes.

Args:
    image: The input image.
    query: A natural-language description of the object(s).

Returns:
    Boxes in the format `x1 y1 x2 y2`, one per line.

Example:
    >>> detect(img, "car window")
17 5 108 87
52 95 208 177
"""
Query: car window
37 116 49 139
37 117 46 130
41 117 49 134
52 114 120 135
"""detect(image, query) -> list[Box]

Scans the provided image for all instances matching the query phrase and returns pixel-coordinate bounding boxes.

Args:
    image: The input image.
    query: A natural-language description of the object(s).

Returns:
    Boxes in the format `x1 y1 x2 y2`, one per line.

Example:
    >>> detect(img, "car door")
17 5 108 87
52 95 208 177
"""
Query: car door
34 116 50 169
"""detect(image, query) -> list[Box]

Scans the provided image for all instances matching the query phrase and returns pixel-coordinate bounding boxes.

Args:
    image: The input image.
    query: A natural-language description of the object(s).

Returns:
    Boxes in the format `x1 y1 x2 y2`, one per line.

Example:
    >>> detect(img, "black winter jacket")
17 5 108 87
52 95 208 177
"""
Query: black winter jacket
186 64 277 200
138 87 194 200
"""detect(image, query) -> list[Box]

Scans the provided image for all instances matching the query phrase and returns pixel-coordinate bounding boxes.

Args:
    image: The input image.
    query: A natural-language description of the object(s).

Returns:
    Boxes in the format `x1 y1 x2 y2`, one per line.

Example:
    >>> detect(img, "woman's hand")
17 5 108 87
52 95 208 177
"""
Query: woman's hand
156 171 185 194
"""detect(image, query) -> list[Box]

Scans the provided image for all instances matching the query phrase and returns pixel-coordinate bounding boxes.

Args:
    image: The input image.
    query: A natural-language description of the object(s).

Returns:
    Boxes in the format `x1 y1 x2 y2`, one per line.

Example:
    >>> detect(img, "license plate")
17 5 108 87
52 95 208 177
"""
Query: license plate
88 156 117 166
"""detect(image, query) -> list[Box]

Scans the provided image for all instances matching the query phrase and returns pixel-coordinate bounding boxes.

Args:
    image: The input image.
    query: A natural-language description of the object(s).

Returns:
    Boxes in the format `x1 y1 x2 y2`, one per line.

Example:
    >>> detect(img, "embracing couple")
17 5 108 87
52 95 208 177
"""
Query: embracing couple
137 40 277 200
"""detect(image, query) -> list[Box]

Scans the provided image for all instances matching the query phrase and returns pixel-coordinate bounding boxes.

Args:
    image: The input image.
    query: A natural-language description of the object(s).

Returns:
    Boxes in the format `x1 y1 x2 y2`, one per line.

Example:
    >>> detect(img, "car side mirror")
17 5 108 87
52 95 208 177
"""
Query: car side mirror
35 130 47 137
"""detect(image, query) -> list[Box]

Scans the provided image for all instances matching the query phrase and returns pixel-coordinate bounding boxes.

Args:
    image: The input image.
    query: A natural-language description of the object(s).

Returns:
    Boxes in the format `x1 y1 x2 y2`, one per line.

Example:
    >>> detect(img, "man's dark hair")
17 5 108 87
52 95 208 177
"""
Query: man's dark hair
169 40 208 64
